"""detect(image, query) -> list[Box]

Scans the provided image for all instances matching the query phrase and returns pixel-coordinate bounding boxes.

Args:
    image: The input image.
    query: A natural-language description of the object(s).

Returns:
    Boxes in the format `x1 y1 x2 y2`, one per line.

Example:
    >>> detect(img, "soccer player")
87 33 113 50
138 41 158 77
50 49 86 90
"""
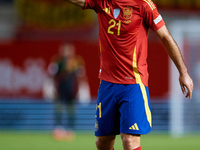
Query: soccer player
47 44 86 141
62 0 194 150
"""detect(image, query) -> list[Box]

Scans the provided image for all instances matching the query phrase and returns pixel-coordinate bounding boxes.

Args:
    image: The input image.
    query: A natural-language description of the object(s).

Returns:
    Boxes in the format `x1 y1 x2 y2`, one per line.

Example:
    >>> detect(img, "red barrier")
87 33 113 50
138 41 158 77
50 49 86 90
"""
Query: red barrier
0 40 168 99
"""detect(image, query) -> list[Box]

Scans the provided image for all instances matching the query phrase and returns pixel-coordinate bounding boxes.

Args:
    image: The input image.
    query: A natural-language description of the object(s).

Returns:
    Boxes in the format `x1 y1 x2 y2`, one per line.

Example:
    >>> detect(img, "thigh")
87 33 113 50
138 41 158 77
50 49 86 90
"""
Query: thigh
119 84 152 135
95 80 120 136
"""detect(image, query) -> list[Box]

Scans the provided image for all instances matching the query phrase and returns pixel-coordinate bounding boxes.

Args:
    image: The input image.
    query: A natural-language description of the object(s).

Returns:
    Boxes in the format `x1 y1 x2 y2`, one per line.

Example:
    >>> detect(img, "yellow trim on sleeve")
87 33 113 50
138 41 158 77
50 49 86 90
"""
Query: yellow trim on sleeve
143 0 156 10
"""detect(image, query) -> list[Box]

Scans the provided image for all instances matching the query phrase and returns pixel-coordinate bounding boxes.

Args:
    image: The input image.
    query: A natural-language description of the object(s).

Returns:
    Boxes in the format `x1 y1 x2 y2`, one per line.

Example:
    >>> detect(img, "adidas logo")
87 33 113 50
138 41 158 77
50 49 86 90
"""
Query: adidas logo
129 123 139 130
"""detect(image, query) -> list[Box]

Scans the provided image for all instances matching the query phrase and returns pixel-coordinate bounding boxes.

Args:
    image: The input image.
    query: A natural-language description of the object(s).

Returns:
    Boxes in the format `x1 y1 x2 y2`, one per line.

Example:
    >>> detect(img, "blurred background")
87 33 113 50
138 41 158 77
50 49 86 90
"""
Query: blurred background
0 0 200 149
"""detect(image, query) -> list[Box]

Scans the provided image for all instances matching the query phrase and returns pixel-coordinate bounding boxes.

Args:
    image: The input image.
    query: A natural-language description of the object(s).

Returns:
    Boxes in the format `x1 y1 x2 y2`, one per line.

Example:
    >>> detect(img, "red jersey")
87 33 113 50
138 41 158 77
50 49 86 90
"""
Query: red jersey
84 0 165 86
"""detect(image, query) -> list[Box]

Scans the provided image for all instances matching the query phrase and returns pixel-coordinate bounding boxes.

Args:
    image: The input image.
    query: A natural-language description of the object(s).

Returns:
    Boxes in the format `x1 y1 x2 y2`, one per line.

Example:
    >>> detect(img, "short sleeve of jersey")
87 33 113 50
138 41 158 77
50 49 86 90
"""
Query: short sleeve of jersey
83 0 97 11
141 0 165 31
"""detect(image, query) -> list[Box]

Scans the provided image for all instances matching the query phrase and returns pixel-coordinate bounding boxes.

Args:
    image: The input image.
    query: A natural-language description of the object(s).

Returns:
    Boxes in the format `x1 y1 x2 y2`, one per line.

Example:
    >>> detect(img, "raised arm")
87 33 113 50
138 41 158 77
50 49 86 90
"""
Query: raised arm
156 25 194 99
63 0 85 8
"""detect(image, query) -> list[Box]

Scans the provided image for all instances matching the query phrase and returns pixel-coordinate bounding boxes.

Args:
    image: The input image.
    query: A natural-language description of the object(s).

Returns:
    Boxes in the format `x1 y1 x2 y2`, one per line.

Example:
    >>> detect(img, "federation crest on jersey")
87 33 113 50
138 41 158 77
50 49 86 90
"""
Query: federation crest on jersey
123 6 133 19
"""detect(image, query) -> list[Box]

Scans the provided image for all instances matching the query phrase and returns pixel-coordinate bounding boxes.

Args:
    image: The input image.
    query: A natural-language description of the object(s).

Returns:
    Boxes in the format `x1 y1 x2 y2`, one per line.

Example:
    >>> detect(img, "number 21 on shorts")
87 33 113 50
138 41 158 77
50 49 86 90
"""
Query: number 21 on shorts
96 102 102 118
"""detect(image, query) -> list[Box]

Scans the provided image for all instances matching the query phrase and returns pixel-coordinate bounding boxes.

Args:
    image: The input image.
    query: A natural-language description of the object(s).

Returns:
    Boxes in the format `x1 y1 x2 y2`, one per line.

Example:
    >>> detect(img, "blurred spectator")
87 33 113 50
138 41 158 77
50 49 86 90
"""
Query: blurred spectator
43 43 90 141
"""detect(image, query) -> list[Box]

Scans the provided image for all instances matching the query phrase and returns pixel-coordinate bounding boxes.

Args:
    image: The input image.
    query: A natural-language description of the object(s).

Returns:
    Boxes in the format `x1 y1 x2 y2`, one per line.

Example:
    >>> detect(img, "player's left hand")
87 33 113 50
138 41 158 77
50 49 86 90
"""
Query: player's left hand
179 73 194 99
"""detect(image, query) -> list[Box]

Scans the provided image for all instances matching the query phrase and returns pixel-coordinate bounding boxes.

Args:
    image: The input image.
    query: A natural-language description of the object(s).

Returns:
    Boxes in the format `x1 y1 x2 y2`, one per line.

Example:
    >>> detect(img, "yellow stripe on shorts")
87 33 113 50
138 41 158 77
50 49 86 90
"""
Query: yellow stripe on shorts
133 46 152 127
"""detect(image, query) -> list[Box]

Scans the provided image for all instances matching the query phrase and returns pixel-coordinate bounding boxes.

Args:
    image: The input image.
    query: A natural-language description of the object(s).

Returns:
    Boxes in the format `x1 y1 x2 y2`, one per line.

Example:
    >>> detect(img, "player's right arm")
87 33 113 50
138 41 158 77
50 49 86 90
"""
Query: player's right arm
63 0 85 8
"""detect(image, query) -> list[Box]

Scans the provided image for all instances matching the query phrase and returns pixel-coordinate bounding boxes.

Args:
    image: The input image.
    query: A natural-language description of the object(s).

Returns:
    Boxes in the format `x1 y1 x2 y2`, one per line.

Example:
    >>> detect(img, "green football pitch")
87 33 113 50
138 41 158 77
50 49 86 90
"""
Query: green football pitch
0 132 199 150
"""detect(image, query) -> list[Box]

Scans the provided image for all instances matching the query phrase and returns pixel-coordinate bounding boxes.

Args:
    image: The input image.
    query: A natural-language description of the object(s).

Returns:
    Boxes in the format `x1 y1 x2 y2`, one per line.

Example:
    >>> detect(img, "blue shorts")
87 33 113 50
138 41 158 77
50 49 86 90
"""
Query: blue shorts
95 80 152 136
